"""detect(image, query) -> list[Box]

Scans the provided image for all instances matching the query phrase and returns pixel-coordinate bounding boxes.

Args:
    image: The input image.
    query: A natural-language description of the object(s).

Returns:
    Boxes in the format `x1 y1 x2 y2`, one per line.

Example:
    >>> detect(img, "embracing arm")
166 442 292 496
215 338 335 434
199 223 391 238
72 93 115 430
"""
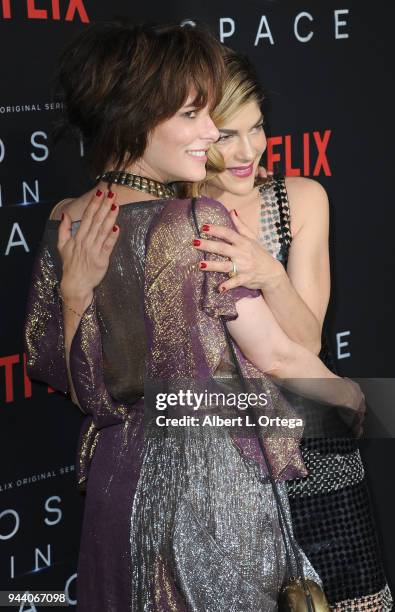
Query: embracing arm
191 196 361 414
61 286 131 425
46 198 91 409
52 192 134 425
25 190 130 426
227 292 362 412
195 177 330 355
260 178 330 354
60 289 94 408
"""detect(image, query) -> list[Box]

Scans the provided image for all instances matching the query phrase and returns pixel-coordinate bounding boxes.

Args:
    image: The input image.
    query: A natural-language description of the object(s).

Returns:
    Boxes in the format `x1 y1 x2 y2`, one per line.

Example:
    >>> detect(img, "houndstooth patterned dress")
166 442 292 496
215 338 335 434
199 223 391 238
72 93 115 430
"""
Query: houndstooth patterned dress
258 176 392 611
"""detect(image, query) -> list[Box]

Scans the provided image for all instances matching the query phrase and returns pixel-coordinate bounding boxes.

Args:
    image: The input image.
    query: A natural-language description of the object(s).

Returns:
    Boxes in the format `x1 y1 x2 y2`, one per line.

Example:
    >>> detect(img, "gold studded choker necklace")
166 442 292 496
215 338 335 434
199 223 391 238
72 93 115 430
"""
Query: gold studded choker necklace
96 171 176 200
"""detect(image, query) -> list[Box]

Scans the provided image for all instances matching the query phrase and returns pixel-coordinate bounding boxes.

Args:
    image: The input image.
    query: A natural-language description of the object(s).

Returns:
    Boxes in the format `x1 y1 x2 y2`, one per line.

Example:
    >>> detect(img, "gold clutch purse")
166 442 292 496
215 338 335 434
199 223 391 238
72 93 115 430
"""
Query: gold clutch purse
279 577 331 611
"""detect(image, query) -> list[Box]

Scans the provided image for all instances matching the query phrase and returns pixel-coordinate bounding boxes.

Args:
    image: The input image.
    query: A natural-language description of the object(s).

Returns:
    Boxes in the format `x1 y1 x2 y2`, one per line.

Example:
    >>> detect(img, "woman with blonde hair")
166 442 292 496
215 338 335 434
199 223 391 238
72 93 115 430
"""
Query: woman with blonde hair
188 49 392 610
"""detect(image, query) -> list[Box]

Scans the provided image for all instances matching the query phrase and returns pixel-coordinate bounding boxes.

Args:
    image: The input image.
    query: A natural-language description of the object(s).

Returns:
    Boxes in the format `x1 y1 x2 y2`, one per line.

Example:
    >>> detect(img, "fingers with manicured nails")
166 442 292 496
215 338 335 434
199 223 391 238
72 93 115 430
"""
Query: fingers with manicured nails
217 274 245 293
90 191 118 243
95 200 120 250
192 237 233 258
198 259 235 274
57 190 121 298
76 188 106 240
198 223 242 246
57 210 72 251
101 224 120 253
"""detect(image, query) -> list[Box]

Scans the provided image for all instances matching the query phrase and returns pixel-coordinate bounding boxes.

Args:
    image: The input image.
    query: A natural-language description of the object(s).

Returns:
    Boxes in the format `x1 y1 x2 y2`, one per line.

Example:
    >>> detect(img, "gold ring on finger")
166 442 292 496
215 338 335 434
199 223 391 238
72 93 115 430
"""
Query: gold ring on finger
228 260 238 278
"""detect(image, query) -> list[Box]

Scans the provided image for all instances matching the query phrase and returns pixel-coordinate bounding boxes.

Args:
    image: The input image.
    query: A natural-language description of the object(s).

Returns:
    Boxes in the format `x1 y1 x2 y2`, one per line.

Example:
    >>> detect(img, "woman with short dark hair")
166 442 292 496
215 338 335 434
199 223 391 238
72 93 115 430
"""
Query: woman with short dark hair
56 21 223 178
26 21 228 610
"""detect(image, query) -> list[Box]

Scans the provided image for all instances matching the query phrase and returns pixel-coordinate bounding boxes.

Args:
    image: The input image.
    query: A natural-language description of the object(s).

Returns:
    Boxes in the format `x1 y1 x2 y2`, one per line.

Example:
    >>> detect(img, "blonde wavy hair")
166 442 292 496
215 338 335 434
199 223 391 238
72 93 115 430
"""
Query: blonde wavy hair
178 48 267 198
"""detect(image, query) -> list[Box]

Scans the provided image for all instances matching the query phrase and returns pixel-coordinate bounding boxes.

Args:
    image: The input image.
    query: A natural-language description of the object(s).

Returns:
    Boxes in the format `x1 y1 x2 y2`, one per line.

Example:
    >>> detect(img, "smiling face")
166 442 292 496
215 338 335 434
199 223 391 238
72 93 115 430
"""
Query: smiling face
136 95 220 183
207 99 266 197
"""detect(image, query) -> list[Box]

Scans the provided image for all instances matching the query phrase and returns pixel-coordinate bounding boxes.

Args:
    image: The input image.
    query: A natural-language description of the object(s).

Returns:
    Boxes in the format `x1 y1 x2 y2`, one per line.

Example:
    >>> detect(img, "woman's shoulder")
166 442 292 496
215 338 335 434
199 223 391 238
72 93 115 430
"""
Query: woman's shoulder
147 197 232 243
159 195 230 219
190 195 233 224
49 192 196 222
284 176 329 236
49 193 230 225
284 176 328 200
49 193 92 222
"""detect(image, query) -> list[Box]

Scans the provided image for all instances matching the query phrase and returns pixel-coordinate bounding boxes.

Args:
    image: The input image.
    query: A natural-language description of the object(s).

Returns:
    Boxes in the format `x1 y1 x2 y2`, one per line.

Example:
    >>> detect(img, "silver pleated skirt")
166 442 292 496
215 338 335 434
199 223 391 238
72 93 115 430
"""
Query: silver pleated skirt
130 424 320 611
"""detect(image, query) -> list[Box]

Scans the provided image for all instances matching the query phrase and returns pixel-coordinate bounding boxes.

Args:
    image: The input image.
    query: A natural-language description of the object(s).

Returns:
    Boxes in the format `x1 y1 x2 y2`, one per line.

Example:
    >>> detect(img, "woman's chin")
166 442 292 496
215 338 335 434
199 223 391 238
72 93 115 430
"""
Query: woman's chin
226 179 255 196
174 168 207 184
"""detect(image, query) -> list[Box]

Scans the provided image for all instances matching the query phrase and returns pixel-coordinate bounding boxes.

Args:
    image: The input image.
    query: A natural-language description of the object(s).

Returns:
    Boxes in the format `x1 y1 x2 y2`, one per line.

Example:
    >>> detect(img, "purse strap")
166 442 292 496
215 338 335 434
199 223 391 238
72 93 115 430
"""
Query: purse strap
191 198 315 610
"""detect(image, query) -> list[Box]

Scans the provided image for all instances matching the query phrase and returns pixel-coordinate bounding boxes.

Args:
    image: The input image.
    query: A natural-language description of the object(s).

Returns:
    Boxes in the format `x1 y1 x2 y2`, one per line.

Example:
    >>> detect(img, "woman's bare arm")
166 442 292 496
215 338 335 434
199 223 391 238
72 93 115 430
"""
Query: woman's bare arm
194 177 330 354
227 293 362 411
253 178 330 354
50 190 120 408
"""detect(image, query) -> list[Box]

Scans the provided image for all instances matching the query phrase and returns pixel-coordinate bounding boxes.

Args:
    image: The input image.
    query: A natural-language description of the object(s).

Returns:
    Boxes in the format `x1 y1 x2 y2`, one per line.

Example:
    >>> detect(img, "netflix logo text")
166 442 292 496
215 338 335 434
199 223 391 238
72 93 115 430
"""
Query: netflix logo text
0 353 56 404
1 0 89 22
267 130 332 177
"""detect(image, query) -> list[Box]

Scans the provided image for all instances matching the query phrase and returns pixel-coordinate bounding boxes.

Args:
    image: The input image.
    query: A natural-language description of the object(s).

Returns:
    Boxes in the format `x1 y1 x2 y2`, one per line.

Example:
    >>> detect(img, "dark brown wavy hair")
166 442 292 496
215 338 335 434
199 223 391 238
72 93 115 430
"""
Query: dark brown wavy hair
55 21 224 176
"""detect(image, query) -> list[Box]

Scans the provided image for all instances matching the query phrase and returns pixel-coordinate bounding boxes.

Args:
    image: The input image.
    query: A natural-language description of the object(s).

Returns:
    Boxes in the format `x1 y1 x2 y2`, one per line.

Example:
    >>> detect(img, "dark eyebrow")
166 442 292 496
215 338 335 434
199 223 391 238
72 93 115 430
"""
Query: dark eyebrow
219 115 264 135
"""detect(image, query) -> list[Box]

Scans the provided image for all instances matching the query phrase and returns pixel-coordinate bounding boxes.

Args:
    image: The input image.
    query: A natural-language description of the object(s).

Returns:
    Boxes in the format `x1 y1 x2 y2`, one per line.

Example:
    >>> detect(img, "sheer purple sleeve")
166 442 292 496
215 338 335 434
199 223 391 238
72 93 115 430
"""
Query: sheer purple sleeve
68 295 131 428
24 242 69 394
24 234 132 429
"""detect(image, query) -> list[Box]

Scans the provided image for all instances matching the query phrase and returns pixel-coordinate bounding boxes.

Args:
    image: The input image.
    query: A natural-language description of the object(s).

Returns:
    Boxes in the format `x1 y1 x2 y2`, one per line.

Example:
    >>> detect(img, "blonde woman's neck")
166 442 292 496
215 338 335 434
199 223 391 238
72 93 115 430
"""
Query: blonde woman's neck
203 183 260 213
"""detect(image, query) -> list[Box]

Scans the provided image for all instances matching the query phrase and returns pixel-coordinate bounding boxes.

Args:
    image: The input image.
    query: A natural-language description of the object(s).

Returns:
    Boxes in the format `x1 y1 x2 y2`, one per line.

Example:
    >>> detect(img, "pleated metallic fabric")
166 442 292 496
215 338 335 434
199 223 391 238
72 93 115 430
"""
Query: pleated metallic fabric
25 191 321 611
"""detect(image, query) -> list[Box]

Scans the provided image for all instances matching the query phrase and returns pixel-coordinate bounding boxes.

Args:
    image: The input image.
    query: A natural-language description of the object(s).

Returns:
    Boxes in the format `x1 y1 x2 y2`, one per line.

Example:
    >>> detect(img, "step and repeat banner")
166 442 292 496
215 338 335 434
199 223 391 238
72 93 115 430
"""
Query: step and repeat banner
1 1 394 606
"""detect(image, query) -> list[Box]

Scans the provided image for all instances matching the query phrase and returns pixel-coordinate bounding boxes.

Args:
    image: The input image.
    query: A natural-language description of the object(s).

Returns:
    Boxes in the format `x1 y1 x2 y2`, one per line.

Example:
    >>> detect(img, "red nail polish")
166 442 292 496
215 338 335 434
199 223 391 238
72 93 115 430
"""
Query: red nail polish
61 212 64 221
201 224 210 232
96 189 102 197
111 203 117 211
112 225 118 232
199 262 207 269
108 191 114 199
193 239 201 246
219 286 226 293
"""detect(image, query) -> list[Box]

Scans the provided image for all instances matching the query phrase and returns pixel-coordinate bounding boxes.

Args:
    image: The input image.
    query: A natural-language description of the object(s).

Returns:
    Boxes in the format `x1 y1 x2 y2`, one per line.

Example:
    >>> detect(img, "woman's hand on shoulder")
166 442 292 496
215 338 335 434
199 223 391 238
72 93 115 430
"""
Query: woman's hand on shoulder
57 189 120 300
192 212 284 293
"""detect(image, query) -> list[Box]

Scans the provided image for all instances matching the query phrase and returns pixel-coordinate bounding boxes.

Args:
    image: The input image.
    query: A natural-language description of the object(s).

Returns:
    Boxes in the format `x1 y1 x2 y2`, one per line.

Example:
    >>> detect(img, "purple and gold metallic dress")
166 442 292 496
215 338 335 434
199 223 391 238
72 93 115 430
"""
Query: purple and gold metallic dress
24 193 321 611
